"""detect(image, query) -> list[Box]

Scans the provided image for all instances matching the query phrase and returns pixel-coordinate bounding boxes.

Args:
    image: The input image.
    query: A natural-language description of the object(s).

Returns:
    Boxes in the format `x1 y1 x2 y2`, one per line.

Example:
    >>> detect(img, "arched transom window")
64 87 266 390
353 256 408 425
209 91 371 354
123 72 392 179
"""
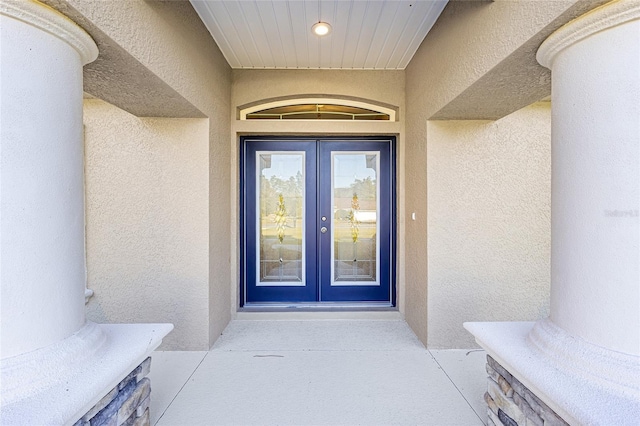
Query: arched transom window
239 97 397 121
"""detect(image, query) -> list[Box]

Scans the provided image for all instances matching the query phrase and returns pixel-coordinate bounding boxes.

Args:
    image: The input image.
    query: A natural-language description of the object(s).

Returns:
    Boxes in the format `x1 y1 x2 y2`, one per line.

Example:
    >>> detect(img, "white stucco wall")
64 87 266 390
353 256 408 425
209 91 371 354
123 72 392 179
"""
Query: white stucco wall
426 102 552 348
0 1 97 359
538 6 640 355
84 99 210 350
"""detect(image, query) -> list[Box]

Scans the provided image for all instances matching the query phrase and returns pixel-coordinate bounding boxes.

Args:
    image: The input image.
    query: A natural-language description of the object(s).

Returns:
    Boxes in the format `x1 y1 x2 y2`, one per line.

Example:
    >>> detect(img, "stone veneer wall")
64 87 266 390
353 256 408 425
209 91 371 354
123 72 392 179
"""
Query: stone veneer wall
73 358 152 426
485 356 568 426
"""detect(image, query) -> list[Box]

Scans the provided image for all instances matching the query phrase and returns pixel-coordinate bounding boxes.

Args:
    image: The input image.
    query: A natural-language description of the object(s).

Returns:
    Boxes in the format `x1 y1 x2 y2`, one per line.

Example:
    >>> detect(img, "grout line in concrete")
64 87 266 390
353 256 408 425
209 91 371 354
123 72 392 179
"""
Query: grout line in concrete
427 349 487 426
153 351 209 426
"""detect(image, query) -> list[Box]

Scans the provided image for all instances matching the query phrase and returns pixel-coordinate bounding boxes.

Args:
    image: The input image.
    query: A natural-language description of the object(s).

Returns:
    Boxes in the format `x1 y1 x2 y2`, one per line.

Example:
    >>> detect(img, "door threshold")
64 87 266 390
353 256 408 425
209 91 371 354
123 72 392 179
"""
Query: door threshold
235 310 402 321
241 302 394 310
237 303 400 320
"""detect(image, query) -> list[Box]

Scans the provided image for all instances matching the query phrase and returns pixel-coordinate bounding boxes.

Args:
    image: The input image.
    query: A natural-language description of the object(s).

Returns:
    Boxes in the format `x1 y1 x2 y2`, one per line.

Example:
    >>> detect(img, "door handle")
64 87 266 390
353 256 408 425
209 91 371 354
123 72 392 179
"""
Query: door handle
320 226 328 234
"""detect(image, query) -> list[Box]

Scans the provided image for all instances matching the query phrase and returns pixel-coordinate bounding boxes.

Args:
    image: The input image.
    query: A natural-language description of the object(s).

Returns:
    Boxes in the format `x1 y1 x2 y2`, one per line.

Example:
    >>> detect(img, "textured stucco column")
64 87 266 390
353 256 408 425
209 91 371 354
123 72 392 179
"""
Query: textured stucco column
536 0 640 356
0 0 98 359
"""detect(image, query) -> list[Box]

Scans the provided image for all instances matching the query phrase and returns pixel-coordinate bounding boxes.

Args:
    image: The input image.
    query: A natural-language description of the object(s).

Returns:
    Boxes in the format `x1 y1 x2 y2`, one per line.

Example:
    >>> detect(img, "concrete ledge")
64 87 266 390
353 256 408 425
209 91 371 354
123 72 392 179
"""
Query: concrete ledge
464 321 640 425
0 322 173 425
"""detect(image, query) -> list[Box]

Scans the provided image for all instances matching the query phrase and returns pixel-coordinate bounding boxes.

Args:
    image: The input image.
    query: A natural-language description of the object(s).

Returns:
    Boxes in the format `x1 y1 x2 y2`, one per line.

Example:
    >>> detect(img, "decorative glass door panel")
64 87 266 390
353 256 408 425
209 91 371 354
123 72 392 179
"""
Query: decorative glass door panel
331 153 379 286
242 138 394 305
257 152 305 286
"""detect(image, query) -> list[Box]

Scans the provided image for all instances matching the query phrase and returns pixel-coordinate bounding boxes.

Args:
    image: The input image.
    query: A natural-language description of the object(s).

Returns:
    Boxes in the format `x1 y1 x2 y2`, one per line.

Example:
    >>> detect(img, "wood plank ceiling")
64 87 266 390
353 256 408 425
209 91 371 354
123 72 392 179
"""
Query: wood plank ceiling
190 0 448 70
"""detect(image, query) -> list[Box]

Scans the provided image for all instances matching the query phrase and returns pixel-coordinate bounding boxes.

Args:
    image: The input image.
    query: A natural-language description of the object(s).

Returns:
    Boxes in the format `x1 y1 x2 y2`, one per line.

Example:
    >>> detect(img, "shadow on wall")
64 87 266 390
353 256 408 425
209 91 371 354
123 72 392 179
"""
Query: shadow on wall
83 98 211 351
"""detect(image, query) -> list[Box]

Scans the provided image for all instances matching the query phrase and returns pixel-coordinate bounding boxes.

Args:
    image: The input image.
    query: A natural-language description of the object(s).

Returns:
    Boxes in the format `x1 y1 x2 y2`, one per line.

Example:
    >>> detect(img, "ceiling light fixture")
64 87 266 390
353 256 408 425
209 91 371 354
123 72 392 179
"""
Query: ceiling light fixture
312 22 332 36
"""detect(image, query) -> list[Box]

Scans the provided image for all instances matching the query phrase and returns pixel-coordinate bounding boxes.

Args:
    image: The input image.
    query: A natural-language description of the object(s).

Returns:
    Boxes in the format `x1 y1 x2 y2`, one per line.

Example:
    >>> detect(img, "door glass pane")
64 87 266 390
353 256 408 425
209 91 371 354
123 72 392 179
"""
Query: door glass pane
257 152 305 286
331 152 379 286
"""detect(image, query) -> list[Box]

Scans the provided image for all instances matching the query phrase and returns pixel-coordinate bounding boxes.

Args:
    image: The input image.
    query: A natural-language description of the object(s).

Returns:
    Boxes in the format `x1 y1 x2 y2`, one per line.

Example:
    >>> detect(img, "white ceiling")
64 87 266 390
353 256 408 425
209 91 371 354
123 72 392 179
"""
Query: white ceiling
190 0 448 70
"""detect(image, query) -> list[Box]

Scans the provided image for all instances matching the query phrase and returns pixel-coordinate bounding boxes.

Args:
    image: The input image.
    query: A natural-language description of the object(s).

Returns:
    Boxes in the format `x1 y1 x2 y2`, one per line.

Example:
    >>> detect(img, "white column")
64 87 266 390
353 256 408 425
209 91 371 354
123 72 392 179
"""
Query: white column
537 0 640 356
0 3 173 423
0 0 98 359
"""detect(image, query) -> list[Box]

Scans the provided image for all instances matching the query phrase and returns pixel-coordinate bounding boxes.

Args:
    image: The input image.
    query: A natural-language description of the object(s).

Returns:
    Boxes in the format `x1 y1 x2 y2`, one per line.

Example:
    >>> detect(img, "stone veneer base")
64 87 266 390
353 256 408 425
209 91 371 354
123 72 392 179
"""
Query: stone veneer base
464 321 640 425
485 355 568 426
74 357 152 426
0 322 172 425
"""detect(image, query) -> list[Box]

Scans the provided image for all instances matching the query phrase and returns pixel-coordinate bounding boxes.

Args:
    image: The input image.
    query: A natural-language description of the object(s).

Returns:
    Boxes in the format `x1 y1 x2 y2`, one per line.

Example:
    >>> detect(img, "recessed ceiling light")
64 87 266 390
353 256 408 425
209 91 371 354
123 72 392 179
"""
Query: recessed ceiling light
312 22 332 36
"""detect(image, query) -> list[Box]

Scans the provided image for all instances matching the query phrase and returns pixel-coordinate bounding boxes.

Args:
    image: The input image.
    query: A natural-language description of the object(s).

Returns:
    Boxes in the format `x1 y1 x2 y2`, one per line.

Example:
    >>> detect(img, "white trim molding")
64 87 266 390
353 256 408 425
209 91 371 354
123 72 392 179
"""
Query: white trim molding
0 0 98 65
537 0 640 68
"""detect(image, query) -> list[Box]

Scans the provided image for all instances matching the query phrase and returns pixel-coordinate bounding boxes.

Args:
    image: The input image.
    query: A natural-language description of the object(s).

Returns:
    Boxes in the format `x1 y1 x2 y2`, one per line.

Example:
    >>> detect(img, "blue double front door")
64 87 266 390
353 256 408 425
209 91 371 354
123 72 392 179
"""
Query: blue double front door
241 137 395 305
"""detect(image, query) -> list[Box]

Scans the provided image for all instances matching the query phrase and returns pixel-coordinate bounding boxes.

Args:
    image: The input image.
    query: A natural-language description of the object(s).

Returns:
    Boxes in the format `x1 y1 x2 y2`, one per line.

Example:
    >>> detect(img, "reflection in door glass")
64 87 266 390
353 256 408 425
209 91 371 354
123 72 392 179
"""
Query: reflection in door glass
332 153 379 285
257 153 305 286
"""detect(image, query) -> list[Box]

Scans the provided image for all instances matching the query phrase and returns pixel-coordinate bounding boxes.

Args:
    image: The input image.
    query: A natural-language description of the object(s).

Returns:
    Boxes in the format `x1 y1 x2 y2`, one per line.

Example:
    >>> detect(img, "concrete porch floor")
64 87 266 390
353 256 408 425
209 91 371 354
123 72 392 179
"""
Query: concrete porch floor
148 318 488 425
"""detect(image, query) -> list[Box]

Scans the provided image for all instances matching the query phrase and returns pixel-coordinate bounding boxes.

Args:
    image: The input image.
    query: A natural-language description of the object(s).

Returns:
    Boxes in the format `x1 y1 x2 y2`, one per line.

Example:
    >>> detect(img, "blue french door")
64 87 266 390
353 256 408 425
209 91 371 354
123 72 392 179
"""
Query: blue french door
241 137 394 305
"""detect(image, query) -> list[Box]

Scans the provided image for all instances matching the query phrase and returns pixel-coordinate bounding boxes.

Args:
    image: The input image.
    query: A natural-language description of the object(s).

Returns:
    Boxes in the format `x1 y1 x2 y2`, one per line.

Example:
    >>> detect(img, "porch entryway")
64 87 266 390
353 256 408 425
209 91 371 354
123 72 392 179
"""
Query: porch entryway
149 317 487 425
241 137 396 306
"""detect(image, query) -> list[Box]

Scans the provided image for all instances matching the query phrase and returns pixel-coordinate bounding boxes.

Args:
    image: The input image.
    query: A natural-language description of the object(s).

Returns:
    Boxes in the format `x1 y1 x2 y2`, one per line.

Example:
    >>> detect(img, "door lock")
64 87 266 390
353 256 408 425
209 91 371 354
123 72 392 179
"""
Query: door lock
320 226 328 234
